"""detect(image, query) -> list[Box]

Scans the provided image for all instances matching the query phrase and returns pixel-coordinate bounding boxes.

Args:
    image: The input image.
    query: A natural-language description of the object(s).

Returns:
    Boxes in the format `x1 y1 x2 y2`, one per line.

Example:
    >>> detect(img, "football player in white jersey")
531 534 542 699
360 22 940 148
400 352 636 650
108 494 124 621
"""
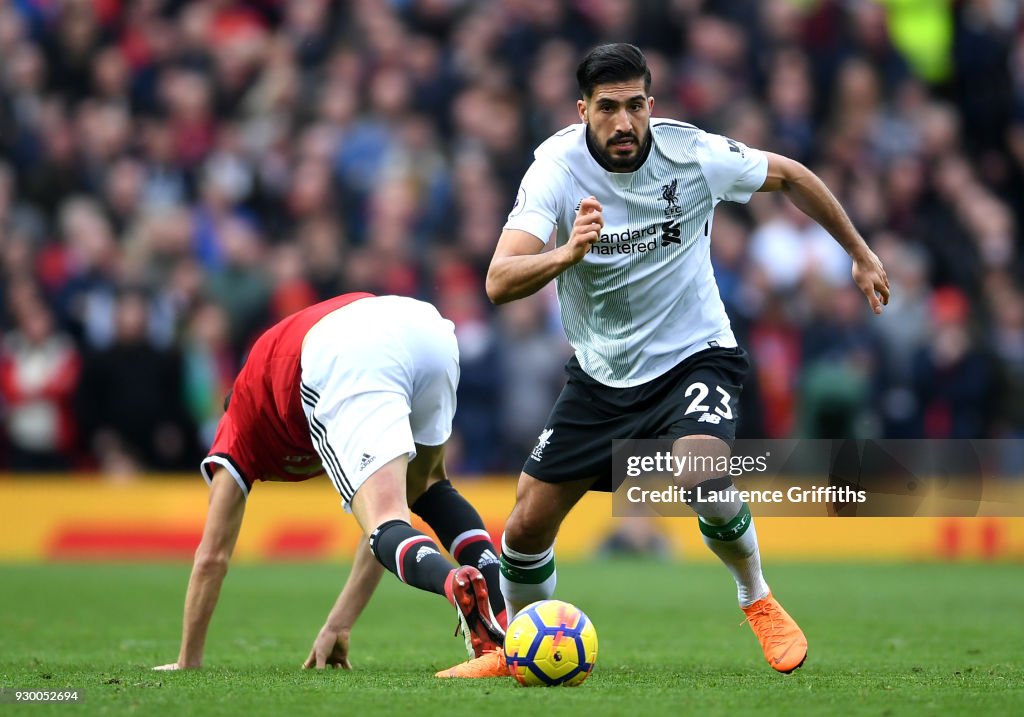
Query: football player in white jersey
445 44 889 678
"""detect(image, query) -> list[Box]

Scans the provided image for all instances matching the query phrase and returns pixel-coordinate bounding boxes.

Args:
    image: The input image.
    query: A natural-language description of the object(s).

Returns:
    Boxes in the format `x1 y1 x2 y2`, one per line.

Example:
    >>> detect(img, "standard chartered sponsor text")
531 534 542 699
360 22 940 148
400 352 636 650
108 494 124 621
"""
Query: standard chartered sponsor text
589 225 659 255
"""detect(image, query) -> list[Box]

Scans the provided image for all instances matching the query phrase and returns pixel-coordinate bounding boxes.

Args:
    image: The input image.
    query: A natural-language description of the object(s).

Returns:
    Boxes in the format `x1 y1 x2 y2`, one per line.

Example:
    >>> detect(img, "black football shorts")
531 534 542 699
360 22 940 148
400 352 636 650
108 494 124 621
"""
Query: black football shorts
522 347 750 491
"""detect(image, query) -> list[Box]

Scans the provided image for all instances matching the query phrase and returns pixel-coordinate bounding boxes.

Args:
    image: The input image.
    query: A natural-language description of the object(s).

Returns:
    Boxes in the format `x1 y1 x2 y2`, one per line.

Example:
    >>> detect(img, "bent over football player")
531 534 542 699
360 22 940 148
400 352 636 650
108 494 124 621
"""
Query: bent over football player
465 43 891 677
154 294 506 676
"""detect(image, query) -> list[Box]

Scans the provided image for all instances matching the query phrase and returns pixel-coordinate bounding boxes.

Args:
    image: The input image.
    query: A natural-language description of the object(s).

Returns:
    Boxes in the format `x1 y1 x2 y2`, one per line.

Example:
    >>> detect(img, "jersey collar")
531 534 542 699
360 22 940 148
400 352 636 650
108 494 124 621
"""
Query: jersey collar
584 125 654 174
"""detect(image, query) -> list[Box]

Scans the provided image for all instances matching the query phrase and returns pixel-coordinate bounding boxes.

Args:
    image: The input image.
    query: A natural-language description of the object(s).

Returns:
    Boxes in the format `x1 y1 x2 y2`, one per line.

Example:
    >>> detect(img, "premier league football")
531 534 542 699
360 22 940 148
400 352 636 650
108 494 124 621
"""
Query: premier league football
504 600 598 687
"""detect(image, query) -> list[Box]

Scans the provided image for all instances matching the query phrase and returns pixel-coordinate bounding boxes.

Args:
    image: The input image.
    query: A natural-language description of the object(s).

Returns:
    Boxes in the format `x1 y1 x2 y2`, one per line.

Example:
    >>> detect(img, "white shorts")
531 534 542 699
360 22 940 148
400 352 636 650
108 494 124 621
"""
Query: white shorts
299 296 459 507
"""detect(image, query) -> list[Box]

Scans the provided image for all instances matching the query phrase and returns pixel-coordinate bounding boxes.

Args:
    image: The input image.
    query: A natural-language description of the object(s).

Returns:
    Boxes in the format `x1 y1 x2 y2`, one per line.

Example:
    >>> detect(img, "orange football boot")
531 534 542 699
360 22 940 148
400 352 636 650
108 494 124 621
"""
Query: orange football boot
742 592 808 673
435 649 510 679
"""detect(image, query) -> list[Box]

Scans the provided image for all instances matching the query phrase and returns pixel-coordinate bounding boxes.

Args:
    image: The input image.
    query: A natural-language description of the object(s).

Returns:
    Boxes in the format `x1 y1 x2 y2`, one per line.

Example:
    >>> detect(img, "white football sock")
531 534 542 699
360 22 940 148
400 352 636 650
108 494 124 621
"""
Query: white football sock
690 483 770 607
499 534 557 619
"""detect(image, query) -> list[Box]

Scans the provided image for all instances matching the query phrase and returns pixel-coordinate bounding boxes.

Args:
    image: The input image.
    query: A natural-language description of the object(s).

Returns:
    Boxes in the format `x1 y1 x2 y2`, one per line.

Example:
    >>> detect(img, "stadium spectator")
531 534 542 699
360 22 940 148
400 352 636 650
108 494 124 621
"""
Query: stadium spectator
181 300 235 450
799 283 884 438
76 289 195 473
0 285 80 470
911 287 994 439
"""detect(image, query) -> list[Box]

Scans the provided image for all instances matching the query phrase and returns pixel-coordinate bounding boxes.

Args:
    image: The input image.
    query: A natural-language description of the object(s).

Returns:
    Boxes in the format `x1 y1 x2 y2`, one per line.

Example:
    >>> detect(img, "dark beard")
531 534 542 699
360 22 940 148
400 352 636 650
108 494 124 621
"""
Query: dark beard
585 127 651 172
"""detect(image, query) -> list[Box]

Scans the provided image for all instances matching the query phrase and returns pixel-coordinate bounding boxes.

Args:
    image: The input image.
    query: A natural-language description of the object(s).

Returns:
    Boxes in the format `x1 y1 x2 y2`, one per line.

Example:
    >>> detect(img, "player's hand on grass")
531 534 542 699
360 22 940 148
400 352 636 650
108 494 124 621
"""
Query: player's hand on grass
303 626 352 670
852 249 890 315
153 662 198 671
562 196 604 265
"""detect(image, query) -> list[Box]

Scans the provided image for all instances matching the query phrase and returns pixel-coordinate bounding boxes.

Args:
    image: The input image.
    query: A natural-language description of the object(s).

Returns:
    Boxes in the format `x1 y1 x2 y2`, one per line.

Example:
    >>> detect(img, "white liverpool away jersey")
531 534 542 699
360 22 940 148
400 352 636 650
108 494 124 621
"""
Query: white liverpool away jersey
504 118 768 388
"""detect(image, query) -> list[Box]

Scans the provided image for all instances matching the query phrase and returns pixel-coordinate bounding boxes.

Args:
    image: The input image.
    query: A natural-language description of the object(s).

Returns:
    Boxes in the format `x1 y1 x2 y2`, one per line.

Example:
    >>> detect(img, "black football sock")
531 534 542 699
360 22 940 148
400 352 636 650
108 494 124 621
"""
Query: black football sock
368 519 452 597
412 480 504 619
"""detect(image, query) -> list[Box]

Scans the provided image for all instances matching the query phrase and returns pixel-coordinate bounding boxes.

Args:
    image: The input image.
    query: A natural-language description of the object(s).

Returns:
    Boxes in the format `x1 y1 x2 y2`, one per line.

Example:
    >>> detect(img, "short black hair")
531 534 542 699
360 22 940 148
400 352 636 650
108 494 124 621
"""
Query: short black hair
576 43 651 99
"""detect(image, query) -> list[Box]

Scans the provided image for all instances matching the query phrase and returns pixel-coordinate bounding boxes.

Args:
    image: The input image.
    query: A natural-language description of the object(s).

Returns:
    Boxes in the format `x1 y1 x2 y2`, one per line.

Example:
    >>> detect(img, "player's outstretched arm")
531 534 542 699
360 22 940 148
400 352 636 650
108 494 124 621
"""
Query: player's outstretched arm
486 197 604 304
154 468 246 670
303 536 384 670
758 153 890 314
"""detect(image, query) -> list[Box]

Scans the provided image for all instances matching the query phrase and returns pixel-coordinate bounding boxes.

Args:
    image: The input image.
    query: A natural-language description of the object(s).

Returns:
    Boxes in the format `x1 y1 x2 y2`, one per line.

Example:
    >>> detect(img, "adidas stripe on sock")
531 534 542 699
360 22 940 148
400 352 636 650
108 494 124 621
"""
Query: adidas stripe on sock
368 519 452 597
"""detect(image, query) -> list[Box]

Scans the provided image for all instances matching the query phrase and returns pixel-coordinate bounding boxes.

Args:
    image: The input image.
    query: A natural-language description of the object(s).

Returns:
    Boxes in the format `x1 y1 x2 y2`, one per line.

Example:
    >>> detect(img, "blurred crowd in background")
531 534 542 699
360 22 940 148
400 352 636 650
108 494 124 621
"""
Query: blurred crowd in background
0 0 1022 476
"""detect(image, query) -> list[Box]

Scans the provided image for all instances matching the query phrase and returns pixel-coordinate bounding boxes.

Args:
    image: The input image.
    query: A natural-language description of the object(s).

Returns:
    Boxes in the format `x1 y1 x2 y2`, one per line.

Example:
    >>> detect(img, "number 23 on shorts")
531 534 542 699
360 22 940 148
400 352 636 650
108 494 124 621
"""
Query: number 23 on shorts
683 381 733 424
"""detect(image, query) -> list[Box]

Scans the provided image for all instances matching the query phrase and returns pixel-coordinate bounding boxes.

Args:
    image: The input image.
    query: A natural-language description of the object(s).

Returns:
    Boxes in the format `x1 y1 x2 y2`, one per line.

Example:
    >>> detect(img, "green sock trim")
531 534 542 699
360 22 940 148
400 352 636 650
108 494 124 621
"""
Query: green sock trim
500 554 555 585
699 503 752 542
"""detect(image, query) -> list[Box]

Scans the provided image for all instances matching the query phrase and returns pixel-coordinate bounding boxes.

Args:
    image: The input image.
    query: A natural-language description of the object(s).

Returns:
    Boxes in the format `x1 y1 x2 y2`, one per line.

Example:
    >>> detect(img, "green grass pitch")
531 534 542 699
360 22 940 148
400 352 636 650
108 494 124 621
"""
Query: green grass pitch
1 561 1022 716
